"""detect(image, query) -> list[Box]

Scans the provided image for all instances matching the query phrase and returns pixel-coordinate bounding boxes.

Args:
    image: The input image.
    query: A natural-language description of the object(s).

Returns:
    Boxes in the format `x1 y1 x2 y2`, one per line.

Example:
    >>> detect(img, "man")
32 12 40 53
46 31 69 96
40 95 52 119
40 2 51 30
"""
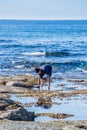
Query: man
35 65 52 91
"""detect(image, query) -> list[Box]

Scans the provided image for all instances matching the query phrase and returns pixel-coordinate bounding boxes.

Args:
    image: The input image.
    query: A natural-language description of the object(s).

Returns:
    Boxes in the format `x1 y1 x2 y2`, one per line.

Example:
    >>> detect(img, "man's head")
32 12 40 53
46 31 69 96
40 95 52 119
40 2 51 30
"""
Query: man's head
35 68 41 75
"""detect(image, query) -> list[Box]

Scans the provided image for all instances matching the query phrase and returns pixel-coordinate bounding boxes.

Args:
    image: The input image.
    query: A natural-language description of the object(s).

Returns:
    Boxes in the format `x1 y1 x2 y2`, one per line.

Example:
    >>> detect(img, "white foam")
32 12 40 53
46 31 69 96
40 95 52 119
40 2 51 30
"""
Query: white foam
12 61 15 64
82 70 87 73
15 65 24 69
77 68 87 73
22 51 46 56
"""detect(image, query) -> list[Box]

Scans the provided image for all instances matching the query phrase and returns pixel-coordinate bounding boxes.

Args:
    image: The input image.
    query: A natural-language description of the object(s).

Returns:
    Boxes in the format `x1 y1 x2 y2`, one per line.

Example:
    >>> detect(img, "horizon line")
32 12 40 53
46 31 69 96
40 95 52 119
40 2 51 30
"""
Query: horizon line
0 18 87 21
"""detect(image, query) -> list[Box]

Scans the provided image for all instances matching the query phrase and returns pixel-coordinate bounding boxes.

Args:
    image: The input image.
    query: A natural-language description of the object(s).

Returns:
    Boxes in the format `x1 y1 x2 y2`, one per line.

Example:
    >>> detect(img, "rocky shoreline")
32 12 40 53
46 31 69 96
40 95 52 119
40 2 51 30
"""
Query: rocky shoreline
0 120 87 130
0 75 87 129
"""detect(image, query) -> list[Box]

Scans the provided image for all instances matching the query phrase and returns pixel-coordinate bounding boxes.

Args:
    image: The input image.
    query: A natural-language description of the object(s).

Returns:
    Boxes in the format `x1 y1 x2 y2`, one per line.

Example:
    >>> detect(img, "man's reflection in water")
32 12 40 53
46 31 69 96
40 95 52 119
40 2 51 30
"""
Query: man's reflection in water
37 96 52 108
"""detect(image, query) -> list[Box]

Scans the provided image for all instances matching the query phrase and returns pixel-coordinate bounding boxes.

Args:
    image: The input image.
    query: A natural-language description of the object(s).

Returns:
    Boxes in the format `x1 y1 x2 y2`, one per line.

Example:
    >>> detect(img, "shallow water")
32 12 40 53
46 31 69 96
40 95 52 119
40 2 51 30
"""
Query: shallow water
10 74 87 122
10 95 37 105
33 78 87 92
10 94 87 122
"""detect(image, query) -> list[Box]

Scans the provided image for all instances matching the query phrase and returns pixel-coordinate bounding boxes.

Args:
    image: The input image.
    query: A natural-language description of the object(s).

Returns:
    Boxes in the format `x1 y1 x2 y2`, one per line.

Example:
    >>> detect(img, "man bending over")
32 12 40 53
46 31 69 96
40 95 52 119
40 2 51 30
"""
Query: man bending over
35 65 52 91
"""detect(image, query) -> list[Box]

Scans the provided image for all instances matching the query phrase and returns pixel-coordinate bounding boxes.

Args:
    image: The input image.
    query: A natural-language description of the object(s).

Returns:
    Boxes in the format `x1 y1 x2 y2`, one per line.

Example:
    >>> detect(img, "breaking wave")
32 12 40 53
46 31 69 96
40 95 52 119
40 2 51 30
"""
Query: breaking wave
22 51 70 57
22 51 46 56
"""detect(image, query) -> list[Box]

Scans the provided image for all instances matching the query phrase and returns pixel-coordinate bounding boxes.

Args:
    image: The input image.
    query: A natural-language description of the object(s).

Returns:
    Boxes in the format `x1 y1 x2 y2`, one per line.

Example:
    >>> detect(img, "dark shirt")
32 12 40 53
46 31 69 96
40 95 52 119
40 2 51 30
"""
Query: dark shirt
39 65 52 78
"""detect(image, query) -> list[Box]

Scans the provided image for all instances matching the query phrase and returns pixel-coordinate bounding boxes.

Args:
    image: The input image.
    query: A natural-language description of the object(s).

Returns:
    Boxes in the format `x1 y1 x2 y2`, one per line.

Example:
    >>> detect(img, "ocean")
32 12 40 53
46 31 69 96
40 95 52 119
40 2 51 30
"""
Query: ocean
0 20 87 79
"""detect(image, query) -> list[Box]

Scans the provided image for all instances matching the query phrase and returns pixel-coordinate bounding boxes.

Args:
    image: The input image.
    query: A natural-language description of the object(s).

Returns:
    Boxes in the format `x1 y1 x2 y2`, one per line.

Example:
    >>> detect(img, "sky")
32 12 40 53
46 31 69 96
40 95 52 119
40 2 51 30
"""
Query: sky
0 0 87 20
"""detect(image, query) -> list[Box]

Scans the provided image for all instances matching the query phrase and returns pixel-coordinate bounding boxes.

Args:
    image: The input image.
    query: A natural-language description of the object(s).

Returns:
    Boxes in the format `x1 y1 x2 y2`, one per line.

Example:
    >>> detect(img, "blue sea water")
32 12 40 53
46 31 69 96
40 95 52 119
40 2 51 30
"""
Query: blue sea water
0 20 87 79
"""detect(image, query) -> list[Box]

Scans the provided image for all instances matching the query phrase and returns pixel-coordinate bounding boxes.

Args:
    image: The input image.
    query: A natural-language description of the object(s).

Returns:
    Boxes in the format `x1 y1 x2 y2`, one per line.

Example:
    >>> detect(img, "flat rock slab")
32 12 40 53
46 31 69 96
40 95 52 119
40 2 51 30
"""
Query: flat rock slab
0 120 87 130
36 113 73 119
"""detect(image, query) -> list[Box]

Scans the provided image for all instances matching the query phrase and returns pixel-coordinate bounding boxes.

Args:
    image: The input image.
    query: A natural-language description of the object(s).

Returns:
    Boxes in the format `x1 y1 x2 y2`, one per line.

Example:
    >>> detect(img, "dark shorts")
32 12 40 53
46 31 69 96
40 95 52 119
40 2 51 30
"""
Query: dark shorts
45 65 52 76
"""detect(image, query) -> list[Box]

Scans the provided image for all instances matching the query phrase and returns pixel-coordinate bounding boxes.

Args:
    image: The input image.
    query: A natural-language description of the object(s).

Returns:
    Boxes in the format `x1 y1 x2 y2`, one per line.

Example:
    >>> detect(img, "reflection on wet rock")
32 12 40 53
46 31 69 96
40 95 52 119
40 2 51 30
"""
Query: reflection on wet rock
37 96 52 108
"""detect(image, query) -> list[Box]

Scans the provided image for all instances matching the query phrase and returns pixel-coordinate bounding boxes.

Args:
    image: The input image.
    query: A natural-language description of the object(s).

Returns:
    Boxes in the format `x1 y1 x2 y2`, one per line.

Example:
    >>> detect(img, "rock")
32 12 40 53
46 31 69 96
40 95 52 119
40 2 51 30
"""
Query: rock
0 98 12 110
0 102 8 110
0 77 11 85
12 75 38 86
0 98 20 110
6 81 33 88
6 103 21 110
5 75 38 88
0 111 10 119
76 125 87 129
67 79 85 82
6 107 35 121
6 81 15 86
36 113 73 119
0 80 6 85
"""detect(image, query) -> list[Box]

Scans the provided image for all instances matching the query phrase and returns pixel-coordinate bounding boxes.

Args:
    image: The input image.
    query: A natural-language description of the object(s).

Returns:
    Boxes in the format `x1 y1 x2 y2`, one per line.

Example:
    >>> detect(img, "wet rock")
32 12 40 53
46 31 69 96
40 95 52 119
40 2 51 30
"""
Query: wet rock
57 84 65 86
0 111 10 119
6 81 15 86
0 94 10 99
12 75 38 86
4 75 38 88
6 107 35 121
0 80 7 85
67 79 85 82
76 125 87 129
6 81 33 88
0 98 20 110
0 77 11 85
0 102 8 110
36 113 73 119
6 103 21 110
0 98 13 110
